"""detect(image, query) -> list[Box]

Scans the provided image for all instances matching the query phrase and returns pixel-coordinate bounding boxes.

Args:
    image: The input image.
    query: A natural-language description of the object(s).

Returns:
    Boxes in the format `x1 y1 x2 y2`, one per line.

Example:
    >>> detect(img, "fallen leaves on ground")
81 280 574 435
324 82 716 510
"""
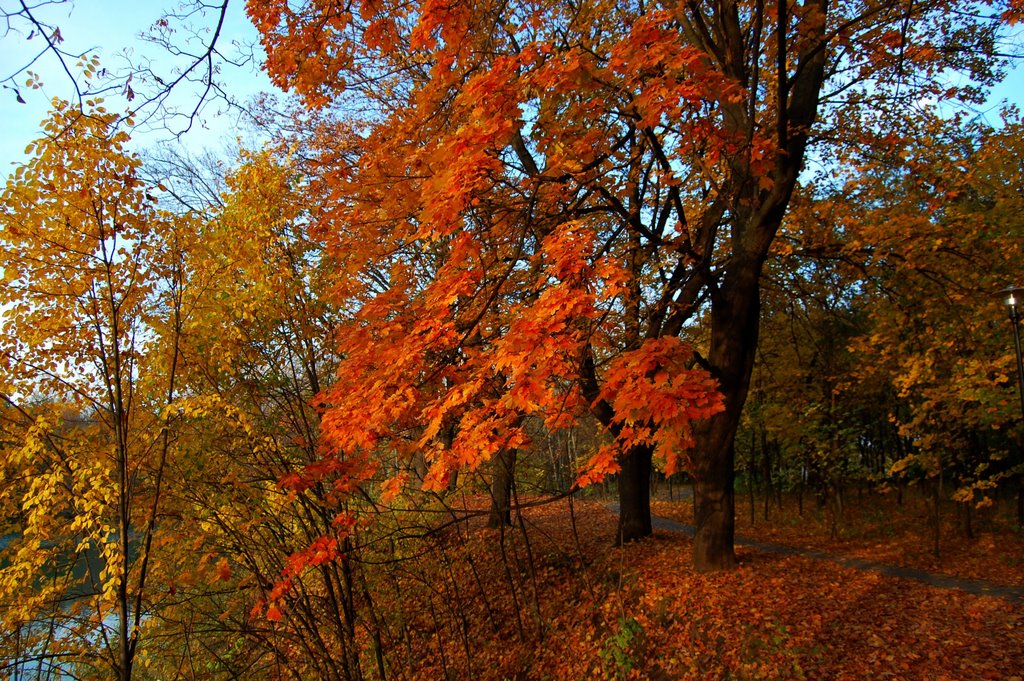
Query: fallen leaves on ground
652 487 1024 587
372 496 1024 679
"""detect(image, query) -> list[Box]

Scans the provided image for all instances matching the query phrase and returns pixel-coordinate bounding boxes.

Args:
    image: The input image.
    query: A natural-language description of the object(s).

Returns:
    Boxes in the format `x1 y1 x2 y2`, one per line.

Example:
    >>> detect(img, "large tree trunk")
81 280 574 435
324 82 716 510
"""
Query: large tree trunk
683 0 828 572
693 447 736 571
487 448 517 528
617 444 653 543
692 263 762 571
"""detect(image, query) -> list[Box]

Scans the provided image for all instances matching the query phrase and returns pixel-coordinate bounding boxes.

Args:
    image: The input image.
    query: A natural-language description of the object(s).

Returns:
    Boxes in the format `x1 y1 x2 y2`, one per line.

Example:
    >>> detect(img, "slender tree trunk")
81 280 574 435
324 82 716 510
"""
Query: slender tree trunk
617 444 653 543
1017 473 1023 527
762 430 771 522
828 484 843 540
798 450 807 516
930 473 943 557
358 569 388 681
117 439 132 681
488 448 517 528
442 423 459 493
774 441 784 510
961 501 974 539
748 428 756 526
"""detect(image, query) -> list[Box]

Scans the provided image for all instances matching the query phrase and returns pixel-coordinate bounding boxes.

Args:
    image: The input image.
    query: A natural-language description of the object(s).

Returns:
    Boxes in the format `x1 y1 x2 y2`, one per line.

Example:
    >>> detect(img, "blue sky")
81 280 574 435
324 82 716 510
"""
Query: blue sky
0 0 275 174
1 2 1022 179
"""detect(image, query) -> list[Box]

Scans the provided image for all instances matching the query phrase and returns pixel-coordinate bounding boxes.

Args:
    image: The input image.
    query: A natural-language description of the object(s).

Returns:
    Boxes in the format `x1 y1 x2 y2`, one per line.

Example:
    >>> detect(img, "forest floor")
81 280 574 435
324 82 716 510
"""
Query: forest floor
650 485 1024 588
402 493 1024 680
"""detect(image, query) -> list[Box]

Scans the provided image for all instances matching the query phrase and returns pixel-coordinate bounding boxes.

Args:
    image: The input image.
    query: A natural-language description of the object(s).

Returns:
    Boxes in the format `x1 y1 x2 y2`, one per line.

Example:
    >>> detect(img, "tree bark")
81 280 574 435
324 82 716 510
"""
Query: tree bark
692 263 762 571
617 444 653 543
693 445 737 571
487 448 517 528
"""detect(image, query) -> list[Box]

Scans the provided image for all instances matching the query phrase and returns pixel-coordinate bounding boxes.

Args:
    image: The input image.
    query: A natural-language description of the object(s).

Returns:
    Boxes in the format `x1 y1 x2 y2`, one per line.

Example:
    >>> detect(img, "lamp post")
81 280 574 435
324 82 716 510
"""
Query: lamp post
998 286 1024 527
998 286 1024 421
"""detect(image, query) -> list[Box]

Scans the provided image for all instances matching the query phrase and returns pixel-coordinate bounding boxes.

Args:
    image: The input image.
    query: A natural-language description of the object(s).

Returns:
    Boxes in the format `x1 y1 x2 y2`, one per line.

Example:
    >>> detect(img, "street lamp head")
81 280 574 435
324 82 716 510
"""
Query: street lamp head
998 285 1024 322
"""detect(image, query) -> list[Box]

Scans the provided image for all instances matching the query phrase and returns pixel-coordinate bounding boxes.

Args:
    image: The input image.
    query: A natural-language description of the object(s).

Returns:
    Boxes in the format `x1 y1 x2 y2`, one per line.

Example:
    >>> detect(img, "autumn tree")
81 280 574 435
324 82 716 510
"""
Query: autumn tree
0 101 189 679
153 138 538 677
742 250 888 528
129 142 395 678
738 108 1023 552
832 112 1024 535
244 0 1016 568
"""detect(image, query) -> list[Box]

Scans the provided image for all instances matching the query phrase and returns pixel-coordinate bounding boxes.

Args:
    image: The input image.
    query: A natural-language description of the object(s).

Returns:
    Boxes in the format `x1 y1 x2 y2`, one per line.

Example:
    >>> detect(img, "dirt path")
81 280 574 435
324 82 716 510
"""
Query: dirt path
607 503 1024 603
